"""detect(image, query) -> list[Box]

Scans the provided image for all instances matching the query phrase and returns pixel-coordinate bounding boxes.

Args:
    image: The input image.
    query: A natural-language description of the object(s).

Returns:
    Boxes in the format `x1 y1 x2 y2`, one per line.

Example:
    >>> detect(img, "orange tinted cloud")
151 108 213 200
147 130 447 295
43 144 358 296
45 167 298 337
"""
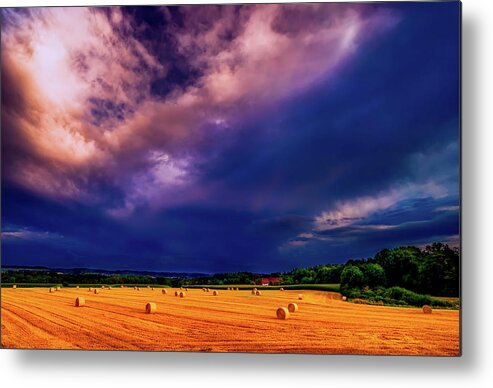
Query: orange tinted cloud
2 4 397 209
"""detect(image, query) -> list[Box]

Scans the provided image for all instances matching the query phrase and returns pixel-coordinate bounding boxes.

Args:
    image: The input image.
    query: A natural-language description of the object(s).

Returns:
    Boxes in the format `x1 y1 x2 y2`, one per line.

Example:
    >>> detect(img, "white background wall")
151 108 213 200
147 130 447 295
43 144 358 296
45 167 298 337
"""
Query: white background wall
1 0 491 387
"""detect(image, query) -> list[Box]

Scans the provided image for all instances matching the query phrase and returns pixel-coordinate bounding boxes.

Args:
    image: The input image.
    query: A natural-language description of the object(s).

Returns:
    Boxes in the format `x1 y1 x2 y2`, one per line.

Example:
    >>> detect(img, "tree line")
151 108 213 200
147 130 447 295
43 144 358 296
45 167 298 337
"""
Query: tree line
2 243 459 303
339 243 459 296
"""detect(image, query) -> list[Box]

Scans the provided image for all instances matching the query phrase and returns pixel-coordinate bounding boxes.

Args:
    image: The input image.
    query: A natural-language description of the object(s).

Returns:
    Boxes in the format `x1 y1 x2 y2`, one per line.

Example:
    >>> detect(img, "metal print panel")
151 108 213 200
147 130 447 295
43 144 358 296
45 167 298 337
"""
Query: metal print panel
0 1 461 355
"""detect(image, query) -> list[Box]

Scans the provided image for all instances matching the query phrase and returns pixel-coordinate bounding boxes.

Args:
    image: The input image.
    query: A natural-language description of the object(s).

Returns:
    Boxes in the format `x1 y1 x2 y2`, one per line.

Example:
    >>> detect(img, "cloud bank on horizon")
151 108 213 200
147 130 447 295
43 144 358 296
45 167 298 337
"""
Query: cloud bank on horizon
1 3 460 272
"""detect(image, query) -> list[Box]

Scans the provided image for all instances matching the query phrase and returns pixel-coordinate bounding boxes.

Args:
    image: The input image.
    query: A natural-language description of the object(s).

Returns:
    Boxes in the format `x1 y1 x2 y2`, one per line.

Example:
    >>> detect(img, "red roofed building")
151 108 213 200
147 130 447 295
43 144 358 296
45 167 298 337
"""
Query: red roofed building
260 277 282 286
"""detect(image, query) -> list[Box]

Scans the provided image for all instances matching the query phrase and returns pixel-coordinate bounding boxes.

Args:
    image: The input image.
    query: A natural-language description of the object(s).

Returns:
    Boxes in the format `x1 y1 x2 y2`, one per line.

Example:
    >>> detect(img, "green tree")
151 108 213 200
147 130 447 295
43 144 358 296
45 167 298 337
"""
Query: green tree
420 243 459 295
340 265 364 290
363 263 386 288
374 246 420 289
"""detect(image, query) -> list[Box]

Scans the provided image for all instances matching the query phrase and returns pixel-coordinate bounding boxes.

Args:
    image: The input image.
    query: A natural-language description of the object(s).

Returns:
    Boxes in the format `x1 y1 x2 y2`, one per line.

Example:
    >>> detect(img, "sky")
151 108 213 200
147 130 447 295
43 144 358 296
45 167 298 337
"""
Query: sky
1 2 460 273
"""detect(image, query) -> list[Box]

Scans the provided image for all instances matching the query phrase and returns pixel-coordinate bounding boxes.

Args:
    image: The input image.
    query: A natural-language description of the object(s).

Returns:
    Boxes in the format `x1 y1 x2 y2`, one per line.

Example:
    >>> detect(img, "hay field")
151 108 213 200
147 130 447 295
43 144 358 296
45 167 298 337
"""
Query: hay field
1 287 459 355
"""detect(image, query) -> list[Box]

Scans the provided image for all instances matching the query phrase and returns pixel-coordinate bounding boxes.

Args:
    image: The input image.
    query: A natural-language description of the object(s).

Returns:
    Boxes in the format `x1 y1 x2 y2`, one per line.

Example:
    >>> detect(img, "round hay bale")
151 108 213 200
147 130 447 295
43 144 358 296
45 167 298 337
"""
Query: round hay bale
76 285 79 289
175 291 179 297
179 291 186 298
151 287 154 291
94 289 99 294
342 296 347 301
12 285 17 289
255 290 262 296
147 285 150 289
146 302 157 314
56 286 61 291
422 305 432 314
162 289 167 295
206 288 210 292
251 289 256 295
202 288 206 292
288 302 298 313
280 288 284 291
89 287 93 292
276 307 290 320
75 297 85 307
121 285 124 288
137 287 140 291
185 288 189 291
49 288 55 293
213 290 219 296
298 294 303 300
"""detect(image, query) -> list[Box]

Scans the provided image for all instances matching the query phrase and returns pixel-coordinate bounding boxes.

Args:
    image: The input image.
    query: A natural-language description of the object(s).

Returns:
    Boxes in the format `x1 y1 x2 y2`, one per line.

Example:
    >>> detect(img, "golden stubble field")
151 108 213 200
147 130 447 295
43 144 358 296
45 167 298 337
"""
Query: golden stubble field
1 287 459 355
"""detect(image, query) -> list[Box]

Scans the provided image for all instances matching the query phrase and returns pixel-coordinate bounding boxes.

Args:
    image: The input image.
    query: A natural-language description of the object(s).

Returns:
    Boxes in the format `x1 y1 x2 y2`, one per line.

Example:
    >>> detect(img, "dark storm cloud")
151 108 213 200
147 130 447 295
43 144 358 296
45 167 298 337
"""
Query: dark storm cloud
1 3 460 272
191 2 459 215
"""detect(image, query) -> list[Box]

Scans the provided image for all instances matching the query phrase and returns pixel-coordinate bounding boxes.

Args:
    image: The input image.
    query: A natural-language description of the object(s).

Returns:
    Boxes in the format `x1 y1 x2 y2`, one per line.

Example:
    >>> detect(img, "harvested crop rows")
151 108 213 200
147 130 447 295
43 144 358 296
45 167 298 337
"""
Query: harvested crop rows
1 288 459 355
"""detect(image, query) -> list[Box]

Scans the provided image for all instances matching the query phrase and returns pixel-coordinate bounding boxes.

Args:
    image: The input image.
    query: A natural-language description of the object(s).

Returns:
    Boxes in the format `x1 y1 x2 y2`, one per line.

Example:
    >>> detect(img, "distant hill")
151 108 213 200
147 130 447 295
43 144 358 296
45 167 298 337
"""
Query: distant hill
1 265 209 279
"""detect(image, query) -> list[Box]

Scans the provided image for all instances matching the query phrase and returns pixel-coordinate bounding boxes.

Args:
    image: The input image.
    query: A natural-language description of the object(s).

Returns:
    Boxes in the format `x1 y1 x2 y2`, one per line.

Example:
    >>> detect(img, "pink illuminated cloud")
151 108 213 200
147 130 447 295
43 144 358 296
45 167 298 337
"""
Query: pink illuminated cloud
314 182 448 231
1 4 398 213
